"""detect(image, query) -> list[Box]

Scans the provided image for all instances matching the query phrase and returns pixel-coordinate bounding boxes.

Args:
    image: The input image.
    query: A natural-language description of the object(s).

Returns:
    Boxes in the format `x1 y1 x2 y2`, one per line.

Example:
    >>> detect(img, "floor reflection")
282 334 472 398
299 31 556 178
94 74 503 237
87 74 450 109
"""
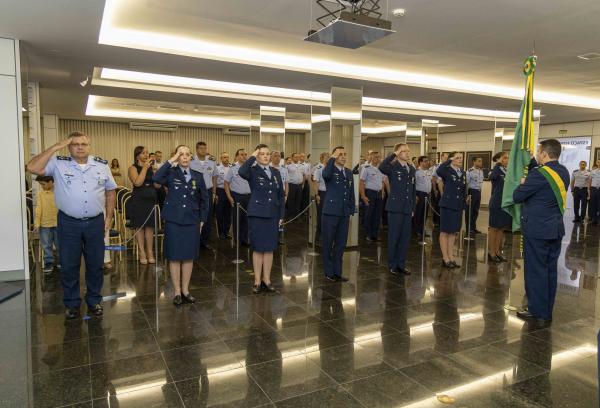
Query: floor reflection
3 211 599 407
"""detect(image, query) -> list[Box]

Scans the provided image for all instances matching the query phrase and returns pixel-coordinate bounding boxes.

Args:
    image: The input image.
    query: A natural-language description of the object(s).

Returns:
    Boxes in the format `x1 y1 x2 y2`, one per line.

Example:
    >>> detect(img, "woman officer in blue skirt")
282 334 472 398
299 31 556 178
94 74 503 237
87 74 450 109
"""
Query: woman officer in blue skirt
239 144 285 294
436 151 471 268
488 151 511 263
153 145 208 305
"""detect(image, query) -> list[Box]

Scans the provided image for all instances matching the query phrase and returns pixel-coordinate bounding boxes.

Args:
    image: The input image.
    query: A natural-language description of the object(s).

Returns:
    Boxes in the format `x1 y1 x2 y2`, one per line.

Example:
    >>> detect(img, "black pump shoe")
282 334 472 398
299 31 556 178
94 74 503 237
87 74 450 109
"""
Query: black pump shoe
252 284 262 294
173 295 182 306
261 281 277 293
449 261 460 268
442 260 453 268
181 293 196 304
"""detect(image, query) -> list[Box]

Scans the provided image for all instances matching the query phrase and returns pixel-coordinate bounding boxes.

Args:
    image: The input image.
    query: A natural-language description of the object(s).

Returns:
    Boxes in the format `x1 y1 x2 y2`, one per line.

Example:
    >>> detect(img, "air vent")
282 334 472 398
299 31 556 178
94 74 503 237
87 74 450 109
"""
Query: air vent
130 122 178 132
223 127 250 136
577 52 600 61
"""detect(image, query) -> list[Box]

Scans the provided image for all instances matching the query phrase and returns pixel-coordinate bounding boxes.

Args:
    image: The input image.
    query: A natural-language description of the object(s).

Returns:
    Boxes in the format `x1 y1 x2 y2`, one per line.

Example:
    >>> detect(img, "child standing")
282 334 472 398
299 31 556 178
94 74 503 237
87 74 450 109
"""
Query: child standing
34 176 60 274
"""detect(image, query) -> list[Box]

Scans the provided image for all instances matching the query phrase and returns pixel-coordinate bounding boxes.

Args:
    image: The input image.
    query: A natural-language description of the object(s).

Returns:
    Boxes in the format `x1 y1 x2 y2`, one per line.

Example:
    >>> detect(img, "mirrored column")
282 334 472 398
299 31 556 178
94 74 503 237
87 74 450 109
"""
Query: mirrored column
259 106 285 151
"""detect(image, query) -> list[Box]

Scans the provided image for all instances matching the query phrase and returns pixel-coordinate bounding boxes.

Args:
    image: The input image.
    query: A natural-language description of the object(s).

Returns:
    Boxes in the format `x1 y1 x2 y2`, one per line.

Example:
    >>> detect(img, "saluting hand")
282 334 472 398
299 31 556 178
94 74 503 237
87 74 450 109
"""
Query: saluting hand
252 149 259 157
169 149 183 165
56 137 73 150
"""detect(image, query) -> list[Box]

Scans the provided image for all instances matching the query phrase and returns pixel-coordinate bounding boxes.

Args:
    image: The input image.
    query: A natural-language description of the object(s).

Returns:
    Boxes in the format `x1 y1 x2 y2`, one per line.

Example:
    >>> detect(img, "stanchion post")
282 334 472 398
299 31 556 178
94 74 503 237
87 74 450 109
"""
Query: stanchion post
419 196 428 245
307 199 318 256
464 197 475 242
232 203 244 264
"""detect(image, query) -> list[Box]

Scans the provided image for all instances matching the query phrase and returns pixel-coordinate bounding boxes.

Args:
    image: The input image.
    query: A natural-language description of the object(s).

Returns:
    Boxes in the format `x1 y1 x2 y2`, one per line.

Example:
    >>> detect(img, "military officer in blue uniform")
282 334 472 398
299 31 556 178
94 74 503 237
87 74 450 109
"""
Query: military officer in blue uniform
379 143 416 276
488 152 511 262
359 151 384 242
514 139 570 325
225 149 251 246
321 146 355 282
239 144 285 294
436 152 470 268
27 131 116 319
570 160 591 223
215 152 232 239
312 152 329 239
589 161 600 225
465 156 484 234
414 156 432 238
190 141 218 249
153 145 208 306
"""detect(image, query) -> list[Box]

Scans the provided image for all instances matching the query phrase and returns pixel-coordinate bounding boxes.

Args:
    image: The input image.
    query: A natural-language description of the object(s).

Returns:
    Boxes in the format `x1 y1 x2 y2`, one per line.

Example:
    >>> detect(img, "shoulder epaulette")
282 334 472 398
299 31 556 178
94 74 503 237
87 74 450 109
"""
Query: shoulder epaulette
209 156 216 161
93 156 108 165
57 156 72 161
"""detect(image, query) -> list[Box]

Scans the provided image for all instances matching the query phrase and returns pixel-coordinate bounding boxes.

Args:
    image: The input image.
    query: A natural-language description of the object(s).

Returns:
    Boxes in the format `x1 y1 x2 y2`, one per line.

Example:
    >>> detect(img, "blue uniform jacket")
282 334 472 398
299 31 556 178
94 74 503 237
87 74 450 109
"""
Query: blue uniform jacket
488 164 505 210
436 159 467 210
378 153 416 214
238 156 285 219
513 159 570 240
322 157 355 216
152 164 209 225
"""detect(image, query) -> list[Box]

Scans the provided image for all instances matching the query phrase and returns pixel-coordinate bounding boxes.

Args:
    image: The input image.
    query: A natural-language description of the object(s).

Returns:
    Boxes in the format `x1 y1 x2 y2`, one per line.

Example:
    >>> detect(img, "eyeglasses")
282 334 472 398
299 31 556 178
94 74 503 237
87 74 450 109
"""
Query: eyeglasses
70 143 90 148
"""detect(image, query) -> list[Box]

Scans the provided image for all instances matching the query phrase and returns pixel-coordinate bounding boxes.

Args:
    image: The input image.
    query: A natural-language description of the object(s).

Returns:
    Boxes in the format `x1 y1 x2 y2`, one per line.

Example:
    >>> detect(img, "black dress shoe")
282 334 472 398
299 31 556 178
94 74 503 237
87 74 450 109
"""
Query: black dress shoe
87 303 103 317
252 284 262 294
449 261 460 268
487 253 501 263
335 276 349 282
399 268 411 276
181 293 196 304
200 244 213 250
325 275 337 282
366 237 376 242
173 295 182 306
261 282 277 293
389 268 400 276
516 309 533 320
442 261 453 268
65 307 80 320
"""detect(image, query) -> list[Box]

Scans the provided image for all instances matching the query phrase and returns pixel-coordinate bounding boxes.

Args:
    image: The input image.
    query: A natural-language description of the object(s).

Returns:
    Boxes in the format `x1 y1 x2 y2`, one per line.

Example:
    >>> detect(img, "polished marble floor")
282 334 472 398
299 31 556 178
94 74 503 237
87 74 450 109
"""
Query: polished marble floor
1 211 599 407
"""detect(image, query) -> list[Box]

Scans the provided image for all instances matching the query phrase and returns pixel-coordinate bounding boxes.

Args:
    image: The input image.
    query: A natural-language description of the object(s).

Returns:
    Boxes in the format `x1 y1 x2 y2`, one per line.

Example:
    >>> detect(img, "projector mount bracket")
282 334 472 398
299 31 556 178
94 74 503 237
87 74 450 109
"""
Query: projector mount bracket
315 0 383 27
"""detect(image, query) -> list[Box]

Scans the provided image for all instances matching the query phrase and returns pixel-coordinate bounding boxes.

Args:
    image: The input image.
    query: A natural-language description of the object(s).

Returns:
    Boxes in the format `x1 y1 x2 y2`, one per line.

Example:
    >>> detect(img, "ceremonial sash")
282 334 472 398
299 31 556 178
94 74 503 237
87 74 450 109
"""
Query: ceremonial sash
537 166 567 214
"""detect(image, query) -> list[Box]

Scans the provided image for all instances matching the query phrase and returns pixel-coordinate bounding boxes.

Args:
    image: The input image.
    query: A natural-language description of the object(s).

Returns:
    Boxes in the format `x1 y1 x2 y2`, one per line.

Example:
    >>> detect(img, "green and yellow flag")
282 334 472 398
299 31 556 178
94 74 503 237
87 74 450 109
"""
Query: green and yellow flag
501 56 537 231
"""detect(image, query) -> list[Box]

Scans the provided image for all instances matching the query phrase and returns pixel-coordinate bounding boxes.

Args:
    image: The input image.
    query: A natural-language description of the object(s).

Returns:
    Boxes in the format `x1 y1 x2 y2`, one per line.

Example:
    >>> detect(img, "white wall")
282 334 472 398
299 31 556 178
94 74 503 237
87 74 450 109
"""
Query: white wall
539 121 600 164
0 38 27 279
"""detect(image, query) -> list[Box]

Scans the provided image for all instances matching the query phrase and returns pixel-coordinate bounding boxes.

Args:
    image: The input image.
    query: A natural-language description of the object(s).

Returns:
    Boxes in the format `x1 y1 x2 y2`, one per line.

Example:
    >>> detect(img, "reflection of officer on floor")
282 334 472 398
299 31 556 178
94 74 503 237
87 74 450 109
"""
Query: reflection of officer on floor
514 139 570 325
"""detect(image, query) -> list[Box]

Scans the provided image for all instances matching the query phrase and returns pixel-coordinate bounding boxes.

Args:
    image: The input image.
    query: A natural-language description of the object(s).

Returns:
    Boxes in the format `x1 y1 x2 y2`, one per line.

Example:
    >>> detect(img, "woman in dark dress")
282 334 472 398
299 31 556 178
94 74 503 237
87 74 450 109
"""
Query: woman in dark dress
128 146 158 264
152 145 208 305
488 152 511 263
436 152 471 268
239 144 285 294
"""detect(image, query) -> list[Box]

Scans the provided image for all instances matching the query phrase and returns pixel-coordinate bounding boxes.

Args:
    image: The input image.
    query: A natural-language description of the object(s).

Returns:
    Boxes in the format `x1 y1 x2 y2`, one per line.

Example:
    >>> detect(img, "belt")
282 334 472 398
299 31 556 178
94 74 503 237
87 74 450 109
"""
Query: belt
365 188 381 193
59 211 102 221
232 191 250 196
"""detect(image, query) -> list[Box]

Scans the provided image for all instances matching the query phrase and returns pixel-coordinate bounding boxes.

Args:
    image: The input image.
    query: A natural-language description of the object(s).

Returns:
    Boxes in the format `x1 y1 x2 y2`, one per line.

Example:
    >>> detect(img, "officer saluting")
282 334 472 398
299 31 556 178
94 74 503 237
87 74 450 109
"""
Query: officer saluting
27 131 116 319
215 152 232 239
191 141 218 249
465 156 484 234
359 151 384 242
379 143 416 276
514 139 570 325
321 146 355 282
570 160 591 223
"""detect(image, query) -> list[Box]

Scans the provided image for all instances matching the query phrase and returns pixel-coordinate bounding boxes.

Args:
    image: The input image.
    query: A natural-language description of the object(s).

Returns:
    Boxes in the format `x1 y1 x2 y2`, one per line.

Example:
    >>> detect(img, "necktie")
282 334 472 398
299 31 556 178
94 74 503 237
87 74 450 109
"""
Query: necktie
264 166 271 179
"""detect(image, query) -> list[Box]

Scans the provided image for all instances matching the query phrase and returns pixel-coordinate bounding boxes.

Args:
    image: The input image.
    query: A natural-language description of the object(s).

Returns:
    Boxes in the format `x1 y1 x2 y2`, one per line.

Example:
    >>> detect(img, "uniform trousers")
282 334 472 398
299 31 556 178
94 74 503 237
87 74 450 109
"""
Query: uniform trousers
321 214 349 278
287 183 303 219
589 187 600 223
523 235 561 320
215 188 231 237
199 190 213 246
414 191 429 236
231 192 250 244
363 189 383 239
572 187 588 221
387 212 412 270
57 211 104 308
316 190 326 237
465 189 481 232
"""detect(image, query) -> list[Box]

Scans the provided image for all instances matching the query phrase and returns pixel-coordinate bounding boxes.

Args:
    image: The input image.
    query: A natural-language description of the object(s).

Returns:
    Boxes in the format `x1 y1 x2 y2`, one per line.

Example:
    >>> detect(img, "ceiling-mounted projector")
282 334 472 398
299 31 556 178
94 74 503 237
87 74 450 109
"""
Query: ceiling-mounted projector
305 0 394 49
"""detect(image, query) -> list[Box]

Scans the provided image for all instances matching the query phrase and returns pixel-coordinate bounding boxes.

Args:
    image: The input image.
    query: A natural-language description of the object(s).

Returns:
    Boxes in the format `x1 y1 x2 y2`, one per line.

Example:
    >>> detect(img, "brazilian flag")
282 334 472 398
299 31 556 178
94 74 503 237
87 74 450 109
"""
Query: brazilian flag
501 56 537 231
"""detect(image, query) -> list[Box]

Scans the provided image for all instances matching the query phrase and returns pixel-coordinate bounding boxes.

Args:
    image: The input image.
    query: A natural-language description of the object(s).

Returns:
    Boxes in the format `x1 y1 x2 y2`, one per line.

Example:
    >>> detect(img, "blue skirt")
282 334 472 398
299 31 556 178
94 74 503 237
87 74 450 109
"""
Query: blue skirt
164 222 199 261
489 206 512 229
440 207 462 233
249 216 279 252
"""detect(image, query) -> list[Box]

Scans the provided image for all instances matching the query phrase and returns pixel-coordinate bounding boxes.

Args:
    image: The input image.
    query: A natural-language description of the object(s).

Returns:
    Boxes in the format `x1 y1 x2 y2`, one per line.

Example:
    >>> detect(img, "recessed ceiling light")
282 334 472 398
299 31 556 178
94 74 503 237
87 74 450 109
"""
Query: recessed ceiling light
392 8 406 17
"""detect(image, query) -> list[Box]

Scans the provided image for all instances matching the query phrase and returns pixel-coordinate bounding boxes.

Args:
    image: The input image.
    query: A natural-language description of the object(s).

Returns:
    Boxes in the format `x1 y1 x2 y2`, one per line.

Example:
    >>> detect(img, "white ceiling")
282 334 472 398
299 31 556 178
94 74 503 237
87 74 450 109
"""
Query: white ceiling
3 0 600 132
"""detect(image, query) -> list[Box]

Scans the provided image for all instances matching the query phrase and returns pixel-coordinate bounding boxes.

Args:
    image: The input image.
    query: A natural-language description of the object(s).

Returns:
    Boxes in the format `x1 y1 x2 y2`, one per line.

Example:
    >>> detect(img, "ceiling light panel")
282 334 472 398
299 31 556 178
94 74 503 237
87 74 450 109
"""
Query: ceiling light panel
99 0 600 110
